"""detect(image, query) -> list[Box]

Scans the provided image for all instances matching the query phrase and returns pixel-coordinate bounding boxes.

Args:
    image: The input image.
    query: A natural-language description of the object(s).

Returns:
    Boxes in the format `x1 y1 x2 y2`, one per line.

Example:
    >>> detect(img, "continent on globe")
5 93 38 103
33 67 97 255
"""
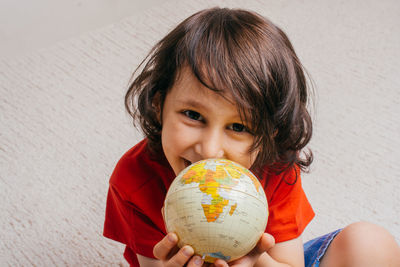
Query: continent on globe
163 159 268 263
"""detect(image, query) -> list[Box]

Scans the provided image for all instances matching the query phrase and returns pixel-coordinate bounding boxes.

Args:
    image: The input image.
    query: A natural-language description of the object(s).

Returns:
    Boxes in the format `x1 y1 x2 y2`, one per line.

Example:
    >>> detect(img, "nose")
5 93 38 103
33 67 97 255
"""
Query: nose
194 128 225 159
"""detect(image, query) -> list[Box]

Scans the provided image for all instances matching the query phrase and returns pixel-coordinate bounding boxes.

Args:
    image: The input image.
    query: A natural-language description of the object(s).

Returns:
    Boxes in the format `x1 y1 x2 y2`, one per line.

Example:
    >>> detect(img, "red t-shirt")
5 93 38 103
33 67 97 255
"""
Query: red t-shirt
103 139 314 266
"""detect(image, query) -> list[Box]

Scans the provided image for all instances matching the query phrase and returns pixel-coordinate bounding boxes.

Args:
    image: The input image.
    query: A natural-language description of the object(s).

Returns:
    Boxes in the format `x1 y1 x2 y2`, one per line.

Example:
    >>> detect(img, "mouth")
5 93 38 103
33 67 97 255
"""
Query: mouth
183 158 192 168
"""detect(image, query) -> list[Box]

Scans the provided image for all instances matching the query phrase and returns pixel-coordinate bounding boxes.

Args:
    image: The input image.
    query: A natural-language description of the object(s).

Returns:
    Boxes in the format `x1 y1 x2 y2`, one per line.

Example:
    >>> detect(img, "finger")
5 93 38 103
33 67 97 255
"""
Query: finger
166 245 194 267
255 233 275 253
217 234 275 267
153 233 178 260
213 259 229 267
187 255 204 267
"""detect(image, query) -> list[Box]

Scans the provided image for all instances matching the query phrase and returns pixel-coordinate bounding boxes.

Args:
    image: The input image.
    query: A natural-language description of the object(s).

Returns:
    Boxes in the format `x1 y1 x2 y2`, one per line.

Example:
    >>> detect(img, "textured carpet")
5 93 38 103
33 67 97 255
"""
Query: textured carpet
1 0 399 265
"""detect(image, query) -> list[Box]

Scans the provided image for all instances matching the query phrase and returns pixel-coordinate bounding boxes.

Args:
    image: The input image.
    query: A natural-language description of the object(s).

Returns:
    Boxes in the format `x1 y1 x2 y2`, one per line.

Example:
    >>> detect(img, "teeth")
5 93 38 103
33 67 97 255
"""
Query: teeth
184 159 192 167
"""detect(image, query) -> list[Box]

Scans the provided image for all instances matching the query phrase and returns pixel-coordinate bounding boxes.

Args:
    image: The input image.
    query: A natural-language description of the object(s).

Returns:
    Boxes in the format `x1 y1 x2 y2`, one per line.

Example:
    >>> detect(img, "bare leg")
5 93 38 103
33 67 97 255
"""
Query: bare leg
320 221 400 267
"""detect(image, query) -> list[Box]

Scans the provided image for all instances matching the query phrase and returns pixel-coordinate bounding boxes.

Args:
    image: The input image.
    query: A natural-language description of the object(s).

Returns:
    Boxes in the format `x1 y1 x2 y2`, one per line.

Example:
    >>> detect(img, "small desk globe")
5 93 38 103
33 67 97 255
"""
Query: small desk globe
163 158 268 263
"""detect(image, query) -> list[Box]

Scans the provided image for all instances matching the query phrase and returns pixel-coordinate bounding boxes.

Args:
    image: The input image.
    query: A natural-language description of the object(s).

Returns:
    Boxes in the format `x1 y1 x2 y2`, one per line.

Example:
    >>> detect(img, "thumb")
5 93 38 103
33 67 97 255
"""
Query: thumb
213 233 275 267
255 233 275 254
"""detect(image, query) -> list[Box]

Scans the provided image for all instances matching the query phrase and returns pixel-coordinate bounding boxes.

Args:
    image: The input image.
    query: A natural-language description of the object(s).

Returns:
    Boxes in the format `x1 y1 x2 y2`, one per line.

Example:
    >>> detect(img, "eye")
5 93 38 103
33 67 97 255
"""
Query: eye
229 123 247 133
183 110 203 121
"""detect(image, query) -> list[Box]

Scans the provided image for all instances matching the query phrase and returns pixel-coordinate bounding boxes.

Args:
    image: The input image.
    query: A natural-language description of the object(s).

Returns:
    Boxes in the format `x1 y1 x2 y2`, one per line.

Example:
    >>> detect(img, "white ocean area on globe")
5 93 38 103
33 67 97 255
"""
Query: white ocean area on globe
204 160 218 171
200 192 213 205
218 187 234 200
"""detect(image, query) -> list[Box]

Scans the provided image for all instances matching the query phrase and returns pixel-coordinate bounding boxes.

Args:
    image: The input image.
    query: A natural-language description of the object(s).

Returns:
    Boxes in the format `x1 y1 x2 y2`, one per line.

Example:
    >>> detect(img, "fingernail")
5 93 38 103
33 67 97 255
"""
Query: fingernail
182 246 194 257
167 233 177 243
193 256 203 265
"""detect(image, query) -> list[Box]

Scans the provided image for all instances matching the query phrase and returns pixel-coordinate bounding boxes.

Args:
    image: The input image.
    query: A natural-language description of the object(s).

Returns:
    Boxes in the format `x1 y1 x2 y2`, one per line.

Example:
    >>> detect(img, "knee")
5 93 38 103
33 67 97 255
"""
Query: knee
333 221 400 266
340 221 396 247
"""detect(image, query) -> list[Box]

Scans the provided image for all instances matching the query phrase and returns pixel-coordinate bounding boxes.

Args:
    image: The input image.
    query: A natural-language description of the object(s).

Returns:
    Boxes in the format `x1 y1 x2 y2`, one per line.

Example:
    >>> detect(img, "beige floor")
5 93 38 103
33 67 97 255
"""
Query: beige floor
1 0 399 265
0 0 164 57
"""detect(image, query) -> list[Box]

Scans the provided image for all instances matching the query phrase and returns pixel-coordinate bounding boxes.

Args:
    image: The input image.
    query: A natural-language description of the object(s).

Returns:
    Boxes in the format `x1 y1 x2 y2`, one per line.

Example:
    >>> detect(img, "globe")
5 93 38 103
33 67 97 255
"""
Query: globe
163 158 268 263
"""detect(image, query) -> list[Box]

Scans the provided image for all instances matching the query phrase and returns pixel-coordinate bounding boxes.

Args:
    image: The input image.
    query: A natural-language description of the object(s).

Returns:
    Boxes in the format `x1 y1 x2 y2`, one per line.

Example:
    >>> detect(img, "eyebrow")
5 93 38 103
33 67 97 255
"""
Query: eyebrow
176 99 206 110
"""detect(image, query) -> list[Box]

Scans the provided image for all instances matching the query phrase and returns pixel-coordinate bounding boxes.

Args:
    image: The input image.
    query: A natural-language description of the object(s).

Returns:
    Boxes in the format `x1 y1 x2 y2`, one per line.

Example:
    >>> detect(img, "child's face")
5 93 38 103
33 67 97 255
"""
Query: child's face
160 67 258 176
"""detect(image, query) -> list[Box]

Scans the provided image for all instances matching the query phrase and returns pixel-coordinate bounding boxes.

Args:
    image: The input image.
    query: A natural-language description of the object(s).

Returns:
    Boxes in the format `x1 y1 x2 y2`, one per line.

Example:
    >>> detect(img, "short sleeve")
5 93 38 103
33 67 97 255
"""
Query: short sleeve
103 185 165 259
103 185 135 247
263 166 315 243
103 140 174 266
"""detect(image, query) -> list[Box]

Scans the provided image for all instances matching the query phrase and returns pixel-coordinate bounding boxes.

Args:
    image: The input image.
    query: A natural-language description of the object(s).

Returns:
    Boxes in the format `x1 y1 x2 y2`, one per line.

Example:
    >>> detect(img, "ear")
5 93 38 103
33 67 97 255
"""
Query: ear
152 92 162 123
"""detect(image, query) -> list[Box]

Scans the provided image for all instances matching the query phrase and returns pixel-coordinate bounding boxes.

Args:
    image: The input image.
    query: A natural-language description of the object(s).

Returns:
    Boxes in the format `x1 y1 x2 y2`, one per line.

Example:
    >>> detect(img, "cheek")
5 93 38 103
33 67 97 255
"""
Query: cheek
161 121 195 153
227 137 258 169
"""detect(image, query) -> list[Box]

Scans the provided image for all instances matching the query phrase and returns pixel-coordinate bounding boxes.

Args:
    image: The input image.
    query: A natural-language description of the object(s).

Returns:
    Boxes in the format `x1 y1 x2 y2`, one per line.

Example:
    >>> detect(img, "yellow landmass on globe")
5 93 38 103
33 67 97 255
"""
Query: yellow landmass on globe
181 161 245 222
182 162 208 184
229 203 237 216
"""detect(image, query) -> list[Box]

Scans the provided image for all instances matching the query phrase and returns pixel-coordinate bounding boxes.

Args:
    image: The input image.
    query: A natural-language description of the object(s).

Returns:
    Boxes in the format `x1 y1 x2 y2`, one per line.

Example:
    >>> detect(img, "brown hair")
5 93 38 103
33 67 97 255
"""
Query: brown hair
125 7 313 175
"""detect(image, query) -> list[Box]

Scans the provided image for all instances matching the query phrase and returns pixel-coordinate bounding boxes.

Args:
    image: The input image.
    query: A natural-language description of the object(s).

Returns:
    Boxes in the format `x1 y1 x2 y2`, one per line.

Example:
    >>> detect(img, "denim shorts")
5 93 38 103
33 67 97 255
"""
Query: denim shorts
304 229 342 267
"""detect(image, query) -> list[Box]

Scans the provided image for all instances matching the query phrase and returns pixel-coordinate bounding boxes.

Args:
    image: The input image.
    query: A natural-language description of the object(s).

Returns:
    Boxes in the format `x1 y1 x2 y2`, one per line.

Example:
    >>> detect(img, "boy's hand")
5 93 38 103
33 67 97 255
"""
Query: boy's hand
213 233 275 267
153 232 204 266
154 232 274 267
